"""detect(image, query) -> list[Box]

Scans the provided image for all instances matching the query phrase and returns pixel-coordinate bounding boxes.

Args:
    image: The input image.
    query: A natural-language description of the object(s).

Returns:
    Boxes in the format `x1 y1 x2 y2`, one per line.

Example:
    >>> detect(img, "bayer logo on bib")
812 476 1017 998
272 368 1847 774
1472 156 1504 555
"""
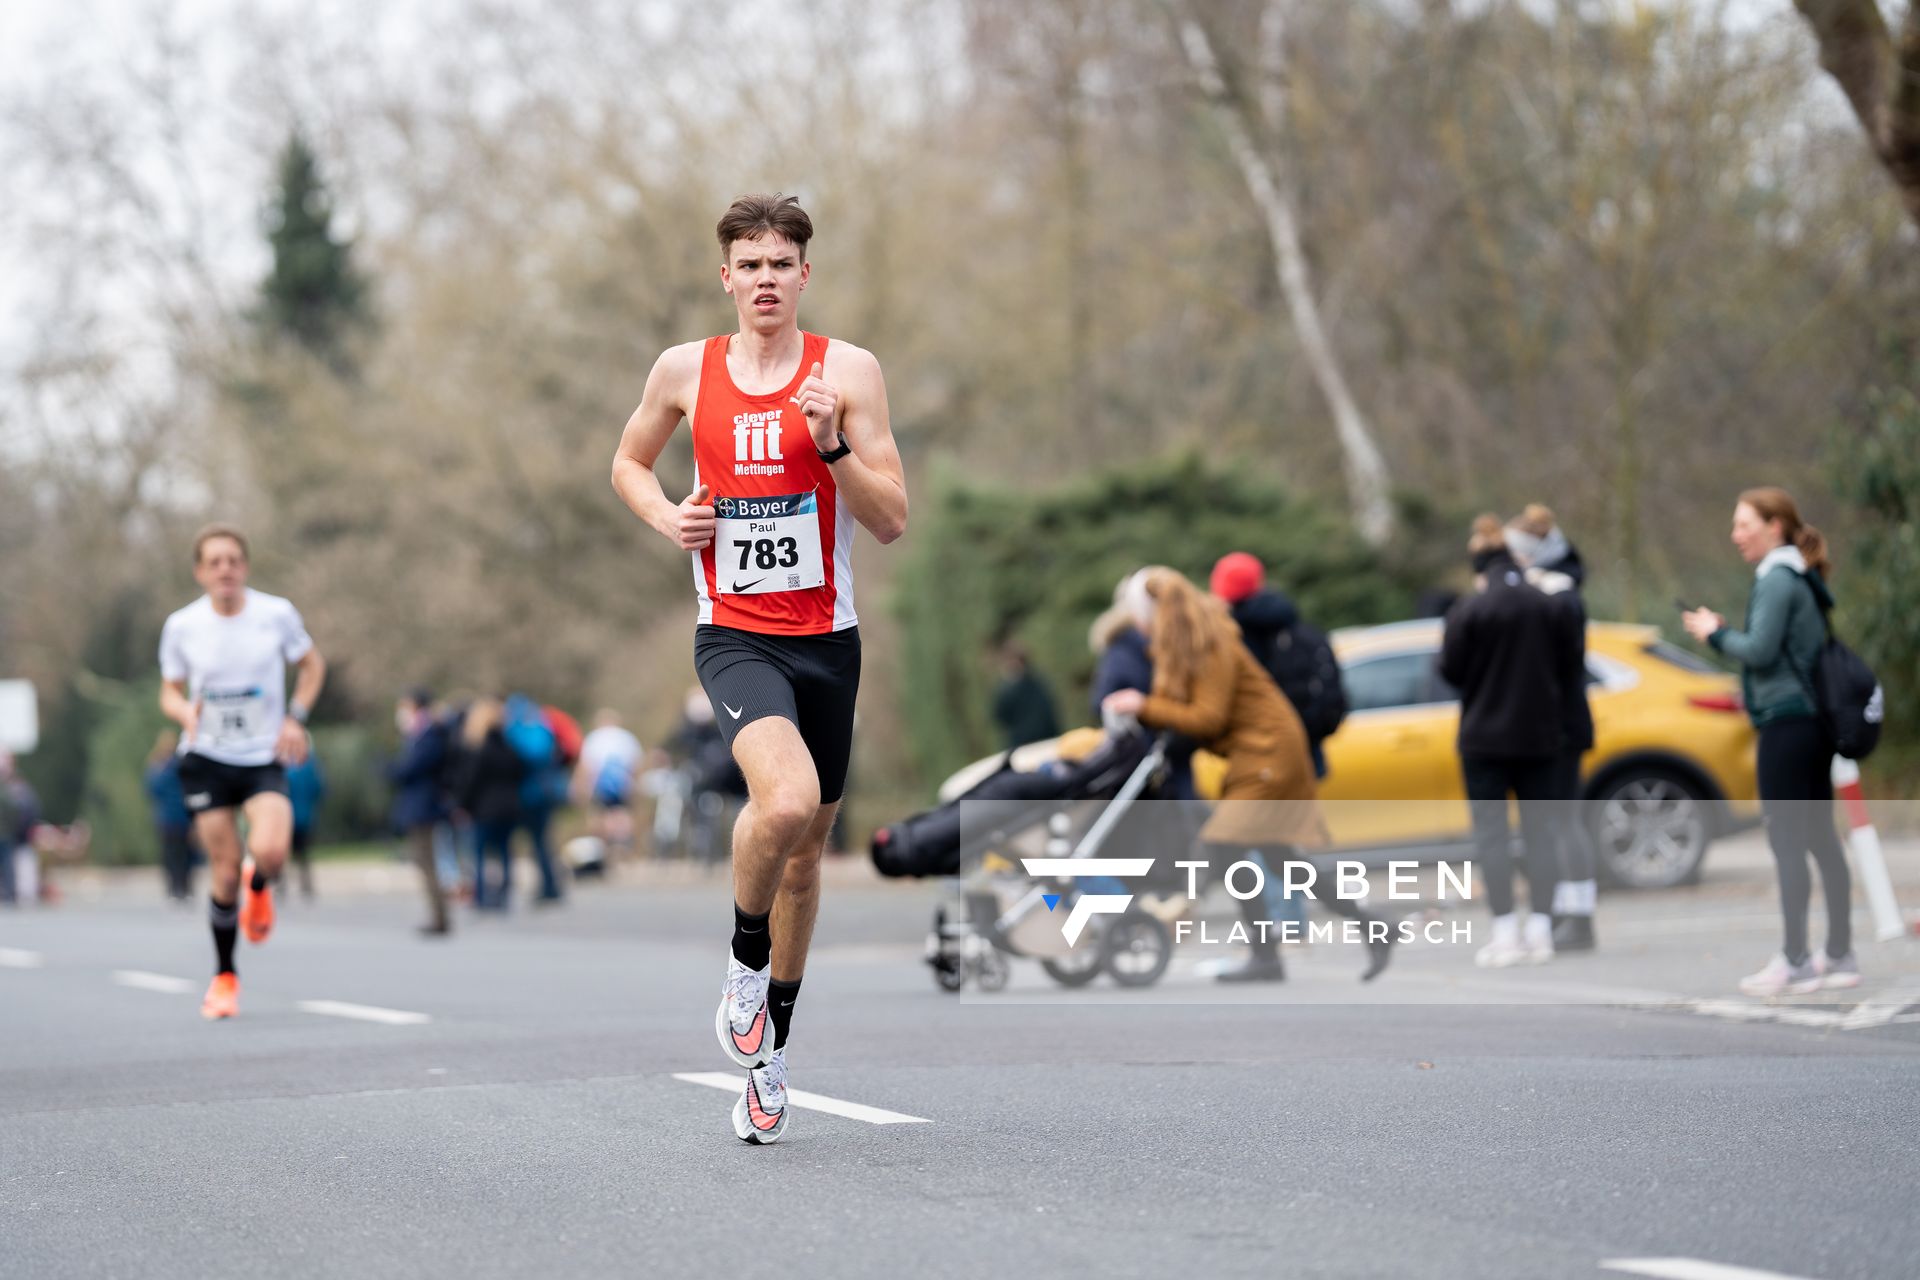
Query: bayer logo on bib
714 491 826 596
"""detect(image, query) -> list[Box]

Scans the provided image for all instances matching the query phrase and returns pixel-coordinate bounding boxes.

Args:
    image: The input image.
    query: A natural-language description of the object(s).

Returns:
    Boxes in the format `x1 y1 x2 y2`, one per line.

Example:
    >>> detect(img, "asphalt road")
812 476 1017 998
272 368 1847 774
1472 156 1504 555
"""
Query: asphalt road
4 851 1919 1280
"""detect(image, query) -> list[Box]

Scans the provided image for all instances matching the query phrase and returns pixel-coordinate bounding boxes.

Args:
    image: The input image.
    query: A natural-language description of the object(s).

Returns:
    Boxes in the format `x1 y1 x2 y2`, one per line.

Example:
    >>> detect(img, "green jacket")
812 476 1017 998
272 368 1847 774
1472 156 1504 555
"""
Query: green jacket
1709 549 1832 728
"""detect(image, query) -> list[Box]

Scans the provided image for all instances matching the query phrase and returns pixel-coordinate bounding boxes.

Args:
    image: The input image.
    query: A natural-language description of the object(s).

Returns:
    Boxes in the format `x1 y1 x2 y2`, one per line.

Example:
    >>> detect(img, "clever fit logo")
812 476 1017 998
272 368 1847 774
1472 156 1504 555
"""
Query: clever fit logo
1018 857 1155 945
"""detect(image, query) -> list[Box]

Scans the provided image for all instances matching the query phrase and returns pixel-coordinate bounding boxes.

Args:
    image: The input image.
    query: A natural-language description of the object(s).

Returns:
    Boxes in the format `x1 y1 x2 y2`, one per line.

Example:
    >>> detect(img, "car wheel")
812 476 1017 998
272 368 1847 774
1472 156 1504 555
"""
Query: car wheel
1590 769 1711 889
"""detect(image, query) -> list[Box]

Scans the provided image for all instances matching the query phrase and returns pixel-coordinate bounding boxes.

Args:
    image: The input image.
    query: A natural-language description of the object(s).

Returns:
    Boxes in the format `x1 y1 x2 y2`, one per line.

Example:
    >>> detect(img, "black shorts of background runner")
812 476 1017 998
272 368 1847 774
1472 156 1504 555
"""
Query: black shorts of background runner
178 753 288 815
694 624 860 804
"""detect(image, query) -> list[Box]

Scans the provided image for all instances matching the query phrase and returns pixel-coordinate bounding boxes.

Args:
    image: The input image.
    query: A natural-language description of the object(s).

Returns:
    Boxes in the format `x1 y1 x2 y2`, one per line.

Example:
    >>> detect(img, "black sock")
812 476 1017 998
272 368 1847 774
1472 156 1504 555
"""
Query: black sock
250 867 267 893
731 903 772 971
209 896 239 976
768 978 801 1051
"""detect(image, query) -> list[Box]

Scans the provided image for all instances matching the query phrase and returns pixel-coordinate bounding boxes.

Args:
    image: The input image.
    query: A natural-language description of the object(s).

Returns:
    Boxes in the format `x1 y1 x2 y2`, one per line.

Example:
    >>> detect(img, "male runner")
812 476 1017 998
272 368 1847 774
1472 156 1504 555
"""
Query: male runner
159 524 326 1019
612 193 907 1143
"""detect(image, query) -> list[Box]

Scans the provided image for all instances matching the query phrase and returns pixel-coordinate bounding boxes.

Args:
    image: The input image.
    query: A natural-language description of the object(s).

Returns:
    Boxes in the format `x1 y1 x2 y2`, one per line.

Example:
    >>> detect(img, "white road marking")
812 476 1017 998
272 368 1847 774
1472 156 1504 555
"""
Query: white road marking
0 947 44 969
1602 1257 1824 1280
1640 990 1920 1032
112 970 196 995
673 1072 931 1125
297 1000 431 1026
1836 982 1920 1030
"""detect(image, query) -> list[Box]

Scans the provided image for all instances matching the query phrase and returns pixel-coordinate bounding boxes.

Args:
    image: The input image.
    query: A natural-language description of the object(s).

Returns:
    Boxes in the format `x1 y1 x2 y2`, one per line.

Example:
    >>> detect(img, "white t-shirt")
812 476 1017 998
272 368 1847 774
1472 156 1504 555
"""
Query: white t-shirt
158 590 314 767
580 725 643 799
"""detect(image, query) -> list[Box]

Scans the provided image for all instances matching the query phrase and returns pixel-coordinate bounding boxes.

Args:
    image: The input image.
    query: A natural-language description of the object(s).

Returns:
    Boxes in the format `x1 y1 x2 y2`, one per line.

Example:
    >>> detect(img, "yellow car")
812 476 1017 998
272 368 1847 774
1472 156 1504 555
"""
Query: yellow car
1302 620 1760 888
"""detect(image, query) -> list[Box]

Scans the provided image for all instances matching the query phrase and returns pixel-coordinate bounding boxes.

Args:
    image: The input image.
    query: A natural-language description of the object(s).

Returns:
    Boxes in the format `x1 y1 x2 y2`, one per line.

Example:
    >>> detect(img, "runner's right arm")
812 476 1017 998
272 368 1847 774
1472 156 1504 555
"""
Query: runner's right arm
613 343 714 550
157 614 198 744
159 679 199 745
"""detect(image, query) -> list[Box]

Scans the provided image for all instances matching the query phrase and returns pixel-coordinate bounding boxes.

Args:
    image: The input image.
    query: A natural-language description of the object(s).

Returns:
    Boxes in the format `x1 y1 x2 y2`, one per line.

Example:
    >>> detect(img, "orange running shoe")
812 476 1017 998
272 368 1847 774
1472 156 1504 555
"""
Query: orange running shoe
240 856 274 944
202 972 239 1019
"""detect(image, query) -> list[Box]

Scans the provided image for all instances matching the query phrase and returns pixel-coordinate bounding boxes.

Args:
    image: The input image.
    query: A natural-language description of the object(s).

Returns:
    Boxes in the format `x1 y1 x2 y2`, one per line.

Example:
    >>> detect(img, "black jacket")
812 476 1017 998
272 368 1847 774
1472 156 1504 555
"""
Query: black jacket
451 729 527 827
1090 626 1196 800
1528 569 1595 754
1229 588 1344 776
1437 552 1583 760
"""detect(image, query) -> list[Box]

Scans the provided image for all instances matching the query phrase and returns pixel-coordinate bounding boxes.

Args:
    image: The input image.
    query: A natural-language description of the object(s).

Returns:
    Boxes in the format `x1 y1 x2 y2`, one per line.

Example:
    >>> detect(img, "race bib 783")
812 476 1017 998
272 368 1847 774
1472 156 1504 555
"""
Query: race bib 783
714 492 826 596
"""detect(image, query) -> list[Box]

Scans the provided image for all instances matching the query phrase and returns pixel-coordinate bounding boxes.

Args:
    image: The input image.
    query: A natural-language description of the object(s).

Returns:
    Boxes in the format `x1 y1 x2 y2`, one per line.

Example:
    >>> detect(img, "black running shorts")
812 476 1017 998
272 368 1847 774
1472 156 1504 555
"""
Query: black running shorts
693 624 861 804
178 752 289 815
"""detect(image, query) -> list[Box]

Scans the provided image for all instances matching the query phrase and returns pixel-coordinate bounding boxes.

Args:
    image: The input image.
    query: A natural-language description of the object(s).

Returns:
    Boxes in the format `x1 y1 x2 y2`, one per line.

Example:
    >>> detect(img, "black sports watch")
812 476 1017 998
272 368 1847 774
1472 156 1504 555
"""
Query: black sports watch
816 432 853 464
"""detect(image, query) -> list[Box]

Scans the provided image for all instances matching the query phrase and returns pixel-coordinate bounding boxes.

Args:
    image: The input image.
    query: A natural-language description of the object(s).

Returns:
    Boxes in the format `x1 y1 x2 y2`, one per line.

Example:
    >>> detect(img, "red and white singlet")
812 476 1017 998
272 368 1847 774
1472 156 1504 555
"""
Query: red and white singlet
690 331 857 636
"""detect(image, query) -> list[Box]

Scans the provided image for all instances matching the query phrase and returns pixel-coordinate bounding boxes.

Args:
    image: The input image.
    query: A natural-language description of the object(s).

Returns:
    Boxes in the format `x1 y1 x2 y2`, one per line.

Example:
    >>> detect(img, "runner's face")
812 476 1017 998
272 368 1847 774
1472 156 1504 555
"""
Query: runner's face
194 537 249 602
721 234 808 332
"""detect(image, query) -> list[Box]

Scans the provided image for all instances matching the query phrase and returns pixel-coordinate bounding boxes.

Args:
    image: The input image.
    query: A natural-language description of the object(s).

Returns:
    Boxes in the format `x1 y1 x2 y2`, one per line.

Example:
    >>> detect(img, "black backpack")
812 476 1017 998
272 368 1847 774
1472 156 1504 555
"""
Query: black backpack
1787 578 1884 761
1261 620 1349 744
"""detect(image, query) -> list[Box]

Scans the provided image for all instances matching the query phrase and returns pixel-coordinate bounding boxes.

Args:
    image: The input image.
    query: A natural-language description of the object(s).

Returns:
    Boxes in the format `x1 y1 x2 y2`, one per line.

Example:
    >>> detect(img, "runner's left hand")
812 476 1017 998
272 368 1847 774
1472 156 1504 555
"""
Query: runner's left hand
276 720 310 766
1103 689 1146 717
791 361 840 449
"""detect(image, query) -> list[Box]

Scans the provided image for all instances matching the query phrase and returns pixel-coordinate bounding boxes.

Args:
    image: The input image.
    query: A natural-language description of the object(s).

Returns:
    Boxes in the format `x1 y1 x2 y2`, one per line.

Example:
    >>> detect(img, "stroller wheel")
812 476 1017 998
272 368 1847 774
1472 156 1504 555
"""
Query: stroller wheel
973 947 1011 993
1040 941 1104 989
1103 912 1172 988
932 960 965 993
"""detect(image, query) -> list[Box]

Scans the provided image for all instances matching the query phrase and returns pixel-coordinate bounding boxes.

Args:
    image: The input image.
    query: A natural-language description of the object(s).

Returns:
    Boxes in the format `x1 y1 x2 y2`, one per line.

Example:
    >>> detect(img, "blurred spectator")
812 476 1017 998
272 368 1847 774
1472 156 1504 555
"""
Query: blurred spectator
0 753 42 906
1684 487 1856 997
1505 505 1598 952
1089 575 1195 798
452 697 526 911
1438 516 1580 969
390 688 453 936
1209 551 1348 779
504 695 566 904
284 735 324 902
667 687 746 799
144 729 196 902
991 642 1061 750
576 709 643 858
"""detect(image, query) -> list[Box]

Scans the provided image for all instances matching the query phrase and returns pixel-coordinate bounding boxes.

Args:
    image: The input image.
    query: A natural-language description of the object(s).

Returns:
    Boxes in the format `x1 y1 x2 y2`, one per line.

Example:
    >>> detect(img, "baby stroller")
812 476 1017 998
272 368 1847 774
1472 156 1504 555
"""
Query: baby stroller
871 730 1199 993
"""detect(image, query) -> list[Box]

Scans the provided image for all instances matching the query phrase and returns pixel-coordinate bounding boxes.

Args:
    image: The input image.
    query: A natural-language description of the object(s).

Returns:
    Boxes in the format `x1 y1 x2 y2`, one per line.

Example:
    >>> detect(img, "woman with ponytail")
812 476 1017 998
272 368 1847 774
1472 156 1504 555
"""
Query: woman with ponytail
1101 568 1394 983
1684 488 1859 996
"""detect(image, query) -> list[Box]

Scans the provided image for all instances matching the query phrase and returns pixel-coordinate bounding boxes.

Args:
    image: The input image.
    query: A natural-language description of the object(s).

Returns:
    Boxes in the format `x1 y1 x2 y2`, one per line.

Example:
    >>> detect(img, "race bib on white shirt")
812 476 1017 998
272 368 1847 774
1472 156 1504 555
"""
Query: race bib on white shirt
202 686 271 749
713 492 825 596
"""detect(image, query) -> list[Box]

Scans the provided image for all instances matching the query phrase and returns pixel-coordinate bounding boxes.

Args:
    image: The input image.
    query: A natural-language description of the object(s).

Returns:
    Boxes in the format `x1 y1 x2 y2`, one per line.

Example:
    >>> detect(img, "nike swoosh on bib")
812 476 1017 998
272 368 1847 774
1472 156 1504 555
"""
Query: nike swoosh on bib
732 578 766 592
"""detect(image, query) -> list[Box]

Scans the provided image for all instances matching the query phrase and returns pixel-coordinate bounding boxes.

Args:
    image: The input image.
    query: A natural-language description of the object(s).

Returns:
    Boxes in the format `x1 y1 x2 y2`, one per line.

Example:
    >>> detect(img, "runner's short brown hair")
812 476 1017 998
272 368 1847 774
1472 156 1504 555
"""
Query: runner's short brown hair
716 193 813 260
192 522 250 565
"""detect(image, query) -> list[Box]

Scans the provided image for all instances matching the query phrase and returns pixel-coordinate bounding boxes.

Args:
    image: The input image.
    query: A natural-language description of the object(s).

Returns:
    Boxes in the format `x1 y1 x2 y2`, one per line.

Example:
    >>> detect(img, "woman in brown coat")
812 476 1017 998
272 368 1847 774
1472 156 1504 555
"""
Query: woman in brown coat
1102 567 1392 982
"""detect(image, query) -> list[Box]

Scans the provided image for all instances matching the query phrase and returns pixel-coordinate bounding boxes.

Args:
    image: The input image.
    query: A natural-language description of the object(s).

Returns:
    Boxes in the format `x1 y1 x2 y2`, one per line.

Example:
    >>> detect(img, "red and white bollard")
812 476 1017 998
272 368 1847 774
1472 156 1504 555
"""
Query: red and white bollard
1831 756 1913 941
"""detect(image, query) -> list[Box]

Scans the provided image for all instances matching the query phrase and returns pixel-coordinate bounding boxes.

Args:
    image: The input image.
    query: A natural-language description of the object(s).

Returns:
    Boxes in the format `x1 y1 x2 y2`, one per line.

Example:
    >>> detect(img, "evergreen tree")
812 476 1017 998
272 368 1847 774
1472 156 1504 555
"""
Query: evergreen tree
257 131 369 361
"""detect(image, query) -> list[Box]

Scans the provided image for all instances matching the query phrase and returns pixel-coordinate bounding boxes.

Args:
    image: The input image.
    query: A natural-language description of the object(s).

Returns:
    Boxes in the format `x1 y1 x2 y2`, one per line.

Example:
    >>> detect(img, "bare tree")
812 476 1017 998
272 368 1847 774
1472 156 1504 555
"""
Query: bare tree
1166 0 1395 545
1794 0 1920 226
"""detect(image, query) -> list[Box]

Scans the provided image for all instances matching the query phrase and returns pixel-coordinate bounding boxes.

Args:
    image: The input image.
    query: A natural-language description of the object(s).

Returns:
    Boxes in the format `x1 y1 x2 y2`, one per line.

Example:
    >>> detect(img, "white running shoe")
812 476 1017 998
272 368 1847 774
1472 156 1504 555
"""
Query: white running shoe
1520 913 1555 965
732 1048 789 1144
1475 915 1527 969
1813 951 1862 991
1738 953 1822 997
715 955 773 1069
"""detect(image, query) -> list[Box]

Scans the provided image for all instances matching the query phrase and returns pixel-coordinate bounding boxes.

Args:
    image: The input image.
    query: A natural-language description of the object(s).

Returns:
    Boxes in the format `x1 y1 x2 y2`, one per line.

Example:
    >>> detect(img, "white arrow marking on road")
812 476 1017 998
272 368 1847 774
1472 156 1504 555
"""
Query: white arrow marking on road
673 1073 930 1125
113 970 196 994
0 947 43 969
298 1000 431 1026
1603 1257 1825 1280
